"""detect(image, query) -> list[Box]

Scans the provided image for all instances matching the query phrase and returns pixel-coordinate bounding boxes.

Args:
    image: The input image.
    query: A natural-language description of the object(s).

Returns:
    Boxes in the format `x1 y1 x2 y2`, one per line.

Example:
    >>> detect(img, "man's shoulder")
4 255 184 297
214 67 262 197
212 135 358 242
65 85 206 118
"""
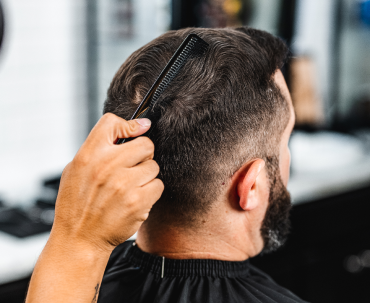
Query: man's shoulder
247 263 308 302
100 241 309 303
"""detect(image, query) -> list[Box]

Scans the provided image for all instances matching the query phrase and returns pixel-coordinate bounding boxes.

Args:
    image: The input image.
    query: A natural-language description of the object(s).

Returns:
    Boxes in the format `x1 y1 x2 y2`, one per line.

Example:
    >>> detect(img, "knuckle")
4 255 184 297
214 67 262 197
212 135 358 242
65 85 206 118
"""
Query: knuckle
112 180 123 193
73 153 90 167
139 213 149 222
103 113 123 129
148 160 160 174
117 120 133 138
128 120 138 132
138 160 159 177
119 118 129 127
92 166 109 185
102 112 116 122
128 192 141 205
137 136 154 153
152 179 165 195
157 179 165 191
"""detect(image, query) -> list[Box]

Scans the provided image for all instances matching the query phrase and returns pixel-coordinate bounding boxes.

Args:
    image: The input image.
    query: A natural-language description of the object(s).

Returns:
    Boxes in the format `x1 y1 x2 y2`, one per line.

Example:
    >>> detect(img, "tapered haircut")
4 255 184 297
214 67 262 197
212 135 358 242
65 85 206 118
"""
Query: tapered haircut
104 27 290 226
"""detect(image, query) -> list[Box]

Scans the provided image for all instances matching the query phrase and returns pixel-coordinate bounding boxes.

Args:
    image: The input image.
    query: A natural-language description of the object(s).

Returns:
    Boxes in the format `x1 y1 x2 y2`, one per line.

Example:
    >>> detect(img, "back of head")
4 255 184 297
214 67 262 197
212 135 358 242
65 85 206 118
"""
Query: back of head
104 27 290 227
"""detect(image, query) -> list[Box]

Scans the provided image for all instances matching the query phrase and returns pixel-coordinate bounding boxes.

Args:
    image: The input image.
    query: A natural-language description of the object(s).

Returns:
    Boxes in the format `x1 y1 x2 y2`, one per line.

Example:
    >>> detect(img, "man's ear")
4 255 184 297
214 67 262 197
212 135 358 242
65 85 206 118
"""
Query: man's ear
236 159 265 211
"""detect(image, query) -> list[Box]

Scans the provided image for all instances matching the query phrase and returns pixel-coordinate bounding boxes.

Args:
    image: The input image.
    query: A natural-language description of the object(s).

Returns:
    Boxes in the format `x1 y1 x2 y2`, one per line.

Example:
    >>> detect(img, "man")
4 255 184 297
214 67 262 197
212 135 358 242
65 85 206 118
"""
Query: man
26 26 304 303
98 26 304 302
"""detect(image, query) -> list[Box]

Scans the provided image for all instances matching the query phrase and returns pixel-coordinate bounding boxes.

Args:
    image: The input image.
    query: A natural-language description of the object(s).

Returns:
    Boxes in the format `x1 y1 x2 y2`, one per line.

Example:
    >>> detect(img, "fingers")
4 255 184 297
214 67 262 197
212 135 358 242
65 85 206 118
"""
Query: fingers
129 159 160 186
116 118 151 140
118 136 155 168
140 178 164 208
88 113 151 147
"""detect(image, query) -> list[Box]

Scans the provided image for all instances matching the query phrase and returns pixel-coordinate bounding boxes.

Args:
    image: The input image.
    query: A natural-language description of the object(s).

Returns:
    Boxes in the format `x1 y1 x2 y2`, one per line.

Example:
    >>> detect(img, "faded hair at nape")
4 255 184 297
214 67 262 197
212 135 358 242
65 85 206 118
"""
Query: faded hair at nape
104 26 290 227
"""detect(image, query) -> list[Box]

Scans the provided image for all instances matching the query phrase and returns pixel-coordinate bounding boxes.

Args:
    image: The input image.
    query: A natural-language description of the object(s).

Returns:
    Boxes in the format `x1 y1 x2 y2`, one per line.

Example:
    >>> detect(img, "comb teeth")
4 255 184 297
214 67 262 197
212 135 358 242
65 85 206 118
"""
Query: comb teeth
149 35 208 109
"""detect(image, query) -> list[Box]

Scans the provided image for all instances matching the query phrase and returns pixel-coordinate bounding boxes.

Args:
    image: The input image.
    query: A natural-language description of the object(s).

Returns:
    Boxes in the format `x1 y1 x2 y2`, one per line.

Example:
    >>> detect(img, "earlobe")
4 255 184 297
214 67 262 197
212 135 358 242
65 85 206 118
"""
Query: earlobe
237 159 265 211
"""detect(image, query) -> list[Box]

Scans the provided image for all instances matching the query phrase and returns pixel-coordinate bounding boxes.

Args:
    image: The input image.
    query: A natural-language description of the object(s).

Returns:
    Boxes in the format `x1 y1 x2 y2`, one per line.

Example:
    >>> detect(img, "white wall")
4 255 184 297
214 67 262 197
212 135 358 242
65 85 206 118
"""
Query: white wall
0 0 87 204
0 0 171 205
96 0 171 111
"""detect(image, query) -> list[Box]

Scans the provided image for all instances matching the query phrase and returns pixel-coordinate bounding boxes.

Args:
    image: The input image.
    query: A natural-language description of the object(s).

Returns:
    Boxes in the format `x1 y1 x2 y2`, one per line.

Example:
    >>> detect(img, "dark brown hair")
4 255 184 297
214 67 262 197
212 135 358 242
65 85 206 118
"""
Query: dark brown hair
104 27 290 226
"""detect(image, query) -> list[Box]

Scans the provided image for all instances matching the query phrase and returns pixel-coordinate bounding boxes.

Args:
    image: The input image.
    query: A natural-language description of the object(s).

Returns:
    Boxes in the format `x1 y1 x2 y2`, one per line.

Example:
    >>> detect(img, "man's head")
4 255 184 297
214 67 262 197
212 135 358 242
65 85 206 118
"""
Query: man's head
104 27 294 256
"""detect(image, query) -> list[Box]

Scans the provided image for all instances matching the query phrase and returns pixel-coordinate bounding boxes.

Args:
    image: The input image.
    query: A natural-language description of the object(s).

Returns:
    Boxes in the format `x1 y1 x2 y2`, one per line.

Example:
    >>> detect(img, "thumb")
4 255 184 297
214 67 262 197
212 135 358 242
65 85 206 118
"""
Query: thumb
87 114 152 146
115 118 152 140
84 113 151 152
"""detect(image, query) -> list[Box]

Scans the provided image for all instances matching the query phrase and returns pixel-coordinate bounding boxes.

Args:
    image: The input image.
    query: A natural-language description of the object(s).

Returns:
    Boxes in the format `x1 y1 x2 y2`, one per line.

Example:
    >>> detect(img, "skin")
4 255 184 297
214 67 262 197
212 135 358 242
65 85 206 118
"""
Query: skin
136 70 296 260
26 114 164 303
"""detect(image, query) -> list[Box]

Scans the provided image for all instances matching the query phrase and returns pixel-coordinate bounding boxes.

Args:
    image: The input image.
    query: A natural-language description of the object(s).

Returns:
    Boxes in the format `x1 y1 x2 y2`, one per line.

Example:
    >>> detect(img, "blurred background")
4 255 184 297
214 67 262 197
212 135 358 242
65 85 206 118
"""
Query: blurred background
0 0 369 302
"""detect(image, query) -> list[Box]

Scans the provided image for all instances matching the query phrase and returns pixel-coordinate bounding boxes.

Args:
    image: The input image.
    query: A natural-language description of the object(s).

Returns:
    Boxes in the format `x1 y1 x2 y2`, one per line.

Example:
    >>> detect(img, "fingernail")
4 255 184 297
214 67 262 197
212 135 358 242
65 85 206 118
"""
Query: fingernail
135 118 151 127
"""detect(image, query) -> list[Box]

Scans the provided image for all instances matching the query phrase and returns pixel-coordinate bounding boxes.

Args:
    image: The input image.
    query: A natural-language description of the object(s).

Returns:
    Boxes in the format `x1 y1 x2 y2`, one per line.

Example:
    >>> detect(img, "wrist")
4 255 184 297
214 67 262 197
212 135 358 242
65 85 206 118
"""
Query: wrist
27 228 113 303
47 229 113 262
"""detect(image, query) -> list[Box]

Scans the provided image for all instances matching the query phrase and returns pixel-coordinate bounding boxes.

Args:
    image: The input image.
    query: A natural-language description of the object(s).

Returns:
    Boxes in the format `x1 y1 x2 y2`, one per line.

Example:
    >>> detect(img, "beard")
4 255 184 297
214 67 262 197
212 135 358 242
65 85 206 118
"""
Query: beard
260 156 292 254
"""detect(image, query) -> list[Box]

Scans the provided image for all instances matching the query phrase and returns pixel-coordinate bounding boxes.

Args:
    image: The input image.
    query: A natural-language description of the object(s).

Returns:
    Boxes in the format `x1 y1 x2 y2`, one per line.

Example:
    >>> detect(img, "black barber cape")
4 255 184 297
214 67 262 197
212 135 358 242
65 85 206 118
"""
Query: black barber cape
98 241 307 303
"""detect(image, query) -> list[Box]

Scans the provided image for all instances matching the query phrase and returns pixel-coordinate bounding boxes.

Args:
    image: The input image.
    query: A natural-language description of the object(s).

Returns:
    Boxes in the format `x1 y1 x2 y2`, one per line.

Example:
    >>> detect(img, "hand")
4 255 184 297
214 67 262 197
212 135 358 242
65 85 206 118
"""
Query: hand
51 113 164 252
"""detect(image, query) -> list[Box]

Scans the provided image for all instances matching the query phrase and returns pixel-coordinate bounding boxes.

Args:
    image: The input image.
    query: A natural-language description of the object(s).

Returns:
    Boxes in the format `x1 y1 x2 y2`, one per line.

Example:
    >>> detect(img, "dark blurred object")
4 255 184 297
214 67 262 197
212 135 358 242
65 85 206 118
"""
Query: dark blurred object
172 0 201 29
333 95 370 132
86 0 100 131
0 0 4 51
0 175 61 237
251 184 370 303
0 276 30 303
329 0 343 123
360 0 370 26
222 0 253 27
43 175 61 192
349 96 370 129
278 0 297 46
171 0 253 29
277 0 297 90
0 207 53 238
198 0 253 28
353 95 370 127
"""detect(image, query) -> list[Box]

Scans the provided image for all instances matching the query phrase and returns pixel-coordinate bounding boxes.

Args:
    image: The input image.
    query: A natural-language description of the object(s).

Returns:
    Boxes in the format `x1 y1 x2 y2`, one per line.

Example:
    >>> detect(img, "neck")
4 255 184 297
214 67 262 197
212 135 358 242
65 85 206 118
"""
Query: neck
136 211 260 261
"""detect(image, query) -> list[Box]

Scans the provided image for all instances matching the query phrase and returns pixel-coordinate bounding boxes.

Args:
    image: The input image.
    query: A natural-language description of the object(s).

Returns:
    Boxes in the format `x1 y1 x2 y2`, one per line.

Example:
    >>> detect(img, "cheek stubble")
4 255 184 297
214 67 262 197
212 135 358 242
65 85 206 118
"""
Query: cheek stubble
260 156 292 254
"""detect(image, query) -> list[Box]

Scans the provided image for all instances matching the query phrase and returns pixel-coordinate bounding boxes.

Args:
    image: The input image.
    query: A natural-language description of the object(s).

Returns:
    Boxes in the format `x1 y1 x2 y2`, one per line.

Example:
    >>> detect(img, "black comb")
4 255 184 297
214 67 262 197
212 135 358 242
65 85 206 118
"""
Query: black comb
116 33 208 144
